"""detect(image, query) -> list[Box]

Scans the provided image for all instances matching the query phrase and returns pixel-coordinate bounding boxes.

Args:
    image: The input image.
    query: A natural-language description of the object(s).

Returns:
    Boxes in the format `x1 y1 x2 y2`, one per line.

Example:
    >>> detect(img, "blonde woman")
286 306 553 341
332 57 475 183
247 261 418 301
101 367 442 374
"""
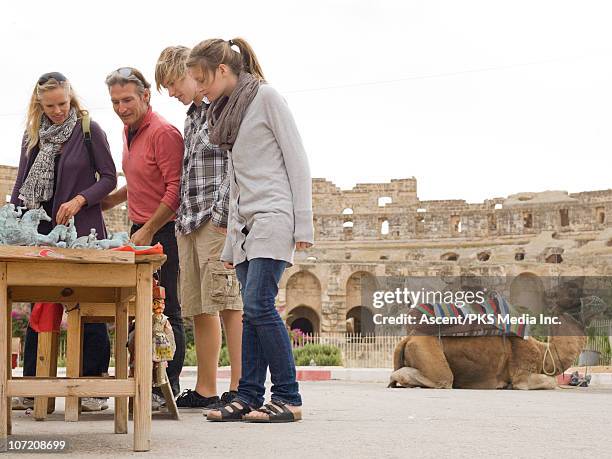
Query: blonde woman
11 72 117 411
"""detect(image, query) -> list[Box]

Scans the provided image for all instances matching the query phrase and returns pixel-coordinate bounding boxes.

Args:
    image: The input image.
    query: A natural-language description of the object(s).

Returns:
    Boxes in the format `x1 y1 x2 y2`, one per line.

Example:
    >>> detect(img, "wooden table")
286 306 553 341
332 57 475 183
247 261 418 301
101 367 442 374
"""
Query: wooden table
0 246 165 452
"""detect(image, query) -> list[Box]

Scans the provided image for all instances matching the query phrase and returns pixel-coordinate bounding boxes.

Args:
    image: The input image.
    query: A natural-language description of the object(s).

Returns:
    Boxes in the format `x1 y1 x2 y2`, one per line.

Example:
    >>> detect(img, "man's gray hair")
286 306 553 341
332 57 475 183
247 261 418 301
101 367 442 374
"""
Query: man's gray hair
105 67 151 95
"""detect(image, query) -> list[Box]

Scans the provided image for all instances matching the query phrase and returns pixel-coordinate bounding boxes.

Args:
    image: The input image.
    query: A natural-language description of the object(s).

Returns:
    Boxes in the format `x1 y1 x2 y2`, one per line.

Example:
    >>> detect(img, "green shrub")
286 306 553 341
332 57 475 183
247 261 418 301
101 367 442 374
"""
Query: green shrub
293 344 342 366
218 345 230 366
183 343 231 366
184 343 197 366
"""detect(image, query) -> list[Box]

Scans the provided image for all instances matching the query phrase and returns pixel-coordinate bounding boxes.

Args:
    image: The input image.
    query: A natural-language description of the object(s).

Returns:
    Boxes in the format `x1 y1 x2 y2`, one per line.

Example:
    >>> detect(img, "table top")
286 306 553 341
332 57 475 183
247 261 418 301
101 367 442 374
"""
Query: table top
0 246 166 266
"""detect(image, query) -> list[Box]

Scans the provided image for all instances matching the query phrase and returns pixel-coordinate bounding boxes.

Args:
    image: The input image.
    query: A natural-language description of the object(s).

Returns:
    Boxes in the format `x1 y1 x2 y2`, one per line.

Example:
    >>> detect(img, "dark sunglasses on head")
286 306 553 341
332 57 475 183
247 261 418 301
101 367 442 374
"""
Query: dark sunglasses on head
38 72 67 85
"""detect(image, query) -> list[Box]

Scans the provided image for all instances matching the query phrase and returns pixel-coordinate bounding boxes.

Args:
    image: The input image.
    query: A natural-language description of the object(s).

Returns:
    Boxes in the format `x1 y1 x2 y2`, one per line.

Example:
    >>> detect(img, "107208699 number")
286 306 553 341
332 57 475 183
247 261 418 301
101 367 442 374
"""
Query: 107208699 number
3 438 68 453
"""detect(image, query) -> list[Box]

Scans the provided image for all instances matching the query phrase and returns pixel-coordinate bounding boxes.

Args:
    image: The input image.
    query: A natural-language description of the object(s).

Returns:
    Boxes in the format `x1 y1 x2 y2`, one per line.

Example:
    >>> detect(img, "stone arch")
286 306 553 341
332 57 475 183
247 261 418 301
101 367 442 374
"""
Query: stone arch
441 252 459 261
346 271 377 310
285 270 322 323
287 305 320 334
346 306 375 335
509 272 545 313
286 270 322 304
345 272 377 336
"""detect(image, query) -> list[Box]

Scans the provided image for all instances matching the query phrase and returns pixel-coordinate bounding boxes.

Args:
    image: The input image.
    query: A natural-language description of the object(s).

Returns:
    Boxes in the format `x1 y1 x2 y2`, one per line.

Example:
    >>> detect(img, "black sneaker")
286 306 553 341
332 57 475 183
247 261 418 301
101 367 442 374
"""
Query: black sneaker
175 389 220 410
220 390 239 404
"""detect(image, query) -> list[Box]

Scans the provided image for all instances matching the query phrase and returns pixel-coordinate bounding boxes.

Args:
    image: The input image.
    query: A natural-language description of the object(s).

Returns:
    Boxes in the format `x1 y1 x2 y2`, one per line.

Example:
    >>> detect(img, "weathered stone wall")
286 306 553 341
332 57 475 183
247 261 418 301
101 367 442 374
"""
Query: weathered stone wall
314 183 611 242
286 179 612 335
2 164 611 336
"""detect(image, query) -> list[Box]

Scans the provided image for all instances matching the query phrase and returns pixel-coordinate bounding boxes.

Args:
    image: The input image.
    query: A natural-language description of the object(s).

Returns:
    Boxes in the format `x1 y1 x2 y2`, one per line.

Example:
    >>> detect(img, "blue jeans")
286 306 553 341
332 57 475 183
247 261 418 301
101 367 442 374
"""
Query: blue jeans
235 258 302 407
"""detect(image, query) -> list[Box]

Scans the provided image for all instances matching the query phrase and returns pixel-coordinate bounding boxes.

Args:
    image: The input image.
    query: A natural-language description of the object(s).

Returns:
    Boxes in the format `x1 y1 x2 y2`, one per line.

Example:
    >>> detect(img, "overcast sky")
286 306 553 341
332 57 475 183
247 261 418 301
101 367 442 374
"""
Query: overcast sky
1 0 610 203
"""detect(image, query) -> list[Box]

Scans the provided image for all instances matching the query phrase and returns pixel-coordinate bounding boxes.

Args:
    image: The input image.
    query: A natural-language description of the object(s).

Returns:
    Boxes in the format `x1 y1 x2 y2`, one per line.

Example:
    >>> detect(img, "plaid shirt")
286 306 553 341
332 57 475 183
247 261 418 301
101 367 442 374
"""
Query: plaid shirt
175 103 230 234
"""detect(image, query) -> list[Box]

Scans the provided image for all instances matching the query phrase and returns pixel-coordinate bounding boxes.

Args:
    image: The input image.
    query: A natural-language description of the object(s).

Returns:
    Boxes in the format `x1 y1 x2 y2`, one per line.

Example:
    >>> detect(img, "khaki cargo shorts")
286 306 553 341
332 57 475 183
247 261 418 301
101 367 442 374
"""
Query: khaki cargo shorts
177 219 242 317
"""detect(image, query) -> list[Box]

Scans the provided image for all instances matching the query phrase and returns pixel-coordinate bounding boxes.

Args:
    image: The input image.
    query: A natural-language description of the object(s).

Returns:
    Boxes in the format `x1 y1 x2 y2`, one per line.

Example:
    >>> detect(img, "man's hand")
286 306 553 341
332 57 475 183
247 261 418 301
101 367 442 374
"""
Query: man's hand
296 241 313 251
223 261 234 270
56 195 86 226
101 186 127 211
130 226 154 246
211 225 227 235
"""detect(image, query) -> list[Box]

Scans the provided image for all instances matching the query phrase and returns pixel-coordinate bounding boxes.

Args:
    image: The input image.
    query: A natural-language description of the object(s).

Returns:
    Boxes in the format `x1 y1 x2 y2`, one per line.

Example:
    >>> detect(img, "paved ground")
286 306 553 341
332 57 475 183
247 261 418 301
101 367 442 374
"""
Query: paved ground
6 375 612 458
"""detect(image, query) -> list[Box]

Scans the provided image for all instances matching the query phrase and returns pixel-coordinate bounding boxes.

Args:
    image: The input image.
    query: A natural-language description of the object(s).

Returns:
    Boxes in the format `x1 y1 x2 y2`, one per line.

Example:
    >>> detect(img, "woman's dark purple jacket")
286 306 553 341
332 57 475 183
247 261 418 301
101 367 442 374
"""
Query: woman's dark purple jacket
10 120 117 238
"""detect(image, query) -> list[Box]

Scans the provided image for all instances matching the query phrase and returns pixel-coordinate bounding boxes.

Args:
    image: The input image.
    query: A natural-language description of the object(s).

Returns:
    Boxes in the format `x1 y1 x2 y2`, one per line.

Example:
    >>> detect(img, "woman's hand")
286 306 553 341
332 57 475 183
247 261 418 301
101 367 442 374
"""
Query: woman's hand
56 195 86 226
296 241 313 251
223 261 235 270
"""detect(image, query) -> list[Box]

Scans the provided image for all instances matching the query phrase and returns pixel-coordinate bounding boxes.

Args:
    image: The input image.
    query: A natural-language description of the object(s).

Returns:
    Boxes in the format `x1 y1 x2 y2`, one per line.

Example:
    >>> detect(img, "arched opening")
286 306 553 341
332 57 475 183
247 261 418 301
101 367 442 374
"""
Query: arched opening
290 318 314 334
510 272 545 313
346 306 375 335
287 305 320 334
515 250 525 261
342 208 354 215
441 252 459 261
546 253 563 264
450 215 460 233
343 220 353 239
380 220 389 235
559 209 569 227
378 197 392 207
416 208 426 223
346 271 377 311
477 251 490 262
285 271 322 332
596 207 605 224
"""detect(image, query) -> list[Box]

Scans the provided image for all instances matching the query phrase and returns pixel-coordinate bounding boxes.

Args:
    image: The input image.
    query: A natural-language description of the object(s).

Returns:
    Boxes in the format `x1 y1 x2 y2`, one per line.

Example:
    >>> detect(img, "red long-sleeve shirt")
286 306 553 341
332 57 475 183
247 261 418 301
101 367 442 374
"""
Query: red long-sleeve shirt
121 106 183 224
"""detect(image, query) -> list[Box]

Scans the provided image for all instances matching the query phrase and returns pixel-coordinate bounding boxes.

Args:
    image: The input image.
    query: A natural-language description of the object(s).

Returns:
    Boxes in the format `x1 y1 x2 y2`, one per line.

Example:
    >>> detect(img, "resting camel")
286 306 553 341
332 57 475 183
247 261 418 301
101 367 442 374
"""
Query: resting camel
388 311 586 390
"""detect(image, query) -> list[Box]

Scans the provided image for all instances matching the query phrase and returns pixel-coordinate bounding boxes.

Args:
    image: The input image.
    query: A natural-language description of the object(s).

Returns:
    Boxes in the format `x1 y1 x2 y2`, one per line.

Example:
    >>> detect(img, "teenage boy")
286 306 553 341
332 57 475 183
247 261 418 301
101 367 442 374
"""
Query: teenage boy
154 47 243 410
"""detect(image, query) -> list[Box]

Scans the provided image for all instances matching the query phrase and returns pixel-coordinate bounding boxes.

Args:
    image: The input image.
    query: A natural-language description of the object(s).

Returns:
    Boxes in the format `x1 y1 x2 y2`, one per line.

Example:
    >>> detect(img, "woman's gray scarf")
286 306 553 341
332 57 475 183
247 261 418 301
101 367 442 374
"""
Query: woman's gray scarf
207 72 261 151
19 108 78 209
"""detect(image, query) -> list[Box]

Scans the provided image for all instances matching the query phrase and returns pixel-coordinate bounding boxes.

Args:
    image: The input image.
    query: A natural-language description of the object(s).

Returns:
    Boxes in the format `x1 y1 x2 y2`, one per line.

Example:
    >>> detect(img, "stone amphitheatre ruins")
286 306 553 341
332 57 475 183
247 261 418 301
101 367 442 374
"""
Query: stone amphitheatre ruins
1 165 611 336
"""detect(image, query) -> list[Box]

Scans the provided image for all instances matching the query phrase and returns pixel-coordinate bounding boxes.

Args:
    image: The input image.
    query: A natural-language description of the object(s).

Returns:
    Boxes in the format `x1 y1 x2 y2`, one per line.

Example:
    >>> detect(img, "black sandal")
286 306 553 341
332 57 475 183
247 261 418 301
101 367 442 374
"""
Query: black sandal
244 401 302 423
206 399 251 422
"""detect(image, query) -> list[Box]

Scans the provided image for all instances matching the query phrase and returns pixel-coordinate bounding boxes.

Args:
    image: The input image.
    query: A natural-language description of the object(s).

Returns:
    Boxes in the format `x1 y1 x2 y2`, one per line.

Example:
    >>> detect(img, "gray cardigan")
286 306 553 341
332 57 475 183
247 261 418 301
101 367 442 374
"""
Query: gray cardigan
221 85 314 266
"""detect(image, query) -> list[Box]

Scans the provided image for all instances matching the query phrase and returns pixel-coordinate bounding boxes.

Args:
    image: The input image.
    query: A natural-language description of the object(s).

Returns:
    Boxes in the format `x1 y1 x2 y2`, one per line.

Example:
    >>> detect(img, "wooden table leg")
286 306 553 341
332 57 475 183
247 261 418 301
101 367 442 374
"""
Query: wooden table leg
114 293 129 434
33 331 58 420
65 306 83 421
133 264 152 451
0 263 11 437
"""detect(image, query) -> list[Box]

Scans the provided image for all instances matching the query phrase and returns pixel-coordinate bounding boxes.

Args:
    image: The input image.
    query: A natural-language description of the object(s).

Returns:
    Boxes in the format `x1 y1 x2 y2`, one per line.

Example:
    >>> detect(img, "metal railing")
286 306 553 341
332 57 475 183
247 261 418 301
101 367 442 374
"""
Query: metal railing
292 333 404 368
583 320 612 365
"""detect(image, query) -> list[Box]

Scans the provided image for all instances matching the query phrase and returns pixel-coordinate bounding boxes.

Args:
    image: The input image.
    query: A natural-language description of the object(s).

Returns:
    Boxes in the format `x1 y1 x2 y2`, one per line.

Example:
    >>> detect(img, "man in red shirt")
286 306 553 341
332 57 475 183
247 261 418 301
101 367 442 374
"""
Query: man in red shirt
102 67 185 408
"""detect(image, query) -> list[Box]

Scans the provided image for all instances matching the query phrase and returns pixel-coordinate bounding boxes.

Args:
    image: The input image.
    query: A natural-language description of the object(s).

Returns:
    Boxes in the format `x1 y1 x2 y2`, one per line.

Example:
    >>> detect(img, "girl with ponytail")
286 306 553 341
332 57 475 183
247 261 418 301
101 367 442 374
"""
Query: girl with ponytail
187 38 314 423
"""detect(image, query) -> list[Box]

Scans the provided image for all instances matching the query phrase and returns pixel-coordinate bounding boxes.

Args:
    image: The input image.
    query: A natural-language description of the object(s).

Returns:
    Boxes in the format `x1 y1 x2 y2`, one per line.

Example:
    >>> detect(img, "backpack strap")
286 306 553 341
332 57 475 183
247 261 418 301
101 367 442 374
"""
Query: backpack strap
81 114 100 181
81 113 95 169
